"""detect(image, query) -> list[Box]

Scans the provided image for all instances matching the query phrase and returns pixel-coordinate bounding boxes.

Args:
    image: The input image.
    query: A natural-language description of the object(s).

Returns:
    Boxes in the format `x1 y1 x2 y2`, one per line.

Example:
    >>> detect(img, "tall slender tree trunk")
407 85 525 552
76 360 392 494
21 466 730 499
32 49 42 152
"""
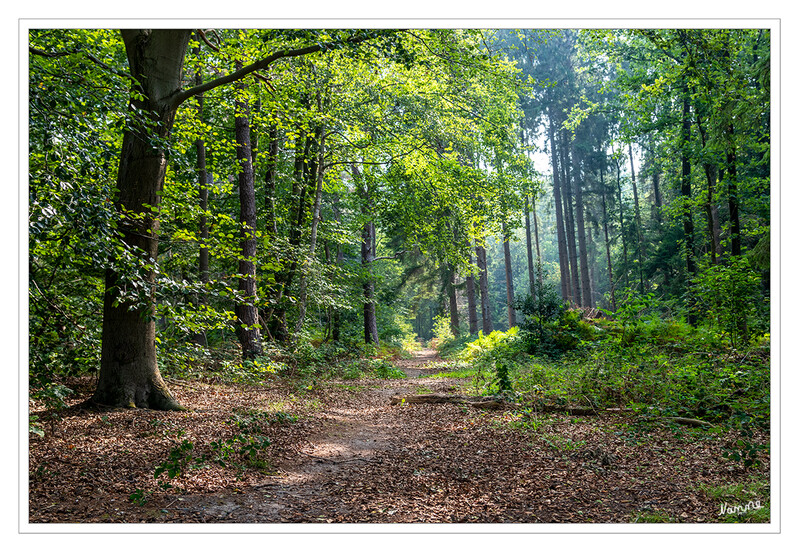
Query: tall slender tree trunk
628 143 645 290
353 163 379 345
726 122 742 257
93 29 192 410
613 148 630 290
647 135 663 225
680 89 698 326
531 193 543 287
266 127 311 342
524 194 536 296
560 130 581 306
548 111 571 302
295 125 326 337
447 266 460 336
193 49 209 348
233 64 262 360
599 162 616 311
476 243 493 334
573 146 593 307
263 126 279 236
502 222 517 328
465 248 479 334
361 220 379 345
332 196 344 341
681 92 697 278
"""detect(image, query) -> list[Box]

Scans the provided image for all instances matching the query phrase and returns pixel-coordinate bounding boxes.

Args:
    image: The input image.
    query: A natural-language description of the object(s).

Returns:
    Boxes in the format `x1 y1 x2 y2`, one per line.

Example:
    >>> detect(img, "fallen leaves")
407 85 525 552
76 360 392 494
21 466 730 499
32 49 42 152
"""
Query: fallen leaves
27 353 770 525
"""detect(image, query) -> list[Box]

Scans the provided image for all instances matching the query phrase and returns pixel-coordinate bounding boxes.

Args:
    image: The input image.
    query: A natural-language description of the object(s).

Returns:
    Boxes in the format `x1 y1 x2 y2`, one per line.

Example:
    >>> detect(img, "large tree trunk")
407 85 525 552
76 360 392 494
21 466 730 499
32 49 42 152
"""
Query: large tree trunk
475 243 493 334
93 30 191 410
502 222 517 328
233 65 263 360
353 163 379 346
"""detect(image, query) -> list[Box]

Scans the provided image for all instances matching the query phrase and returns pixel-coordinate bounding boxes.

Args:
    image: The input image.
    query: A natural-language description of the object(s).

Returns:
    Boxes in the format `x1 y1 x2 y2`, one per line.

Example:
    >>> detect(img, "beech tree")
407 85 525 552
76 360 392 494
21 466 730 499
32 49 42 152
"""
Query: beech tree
50 28 388 409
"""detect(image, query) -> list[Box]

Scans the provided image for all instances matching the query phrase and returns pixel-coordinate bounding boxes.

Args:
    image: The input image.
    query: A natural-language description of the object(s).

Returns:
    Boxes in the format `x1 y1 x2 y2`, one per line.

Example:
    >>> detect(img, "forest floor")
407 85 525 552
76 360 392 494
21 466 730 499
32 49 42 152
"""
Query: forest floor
28 349 771 526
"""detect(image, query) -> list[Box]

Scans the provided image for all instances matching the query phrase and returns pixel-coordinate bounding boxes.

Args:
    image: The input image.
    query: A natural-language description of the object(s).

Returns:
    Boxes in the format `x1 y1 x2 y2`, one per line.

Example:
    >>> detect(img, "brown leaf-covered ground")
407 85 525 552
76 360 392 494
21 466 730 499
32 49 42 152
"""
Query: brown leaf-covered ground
28 349 770 525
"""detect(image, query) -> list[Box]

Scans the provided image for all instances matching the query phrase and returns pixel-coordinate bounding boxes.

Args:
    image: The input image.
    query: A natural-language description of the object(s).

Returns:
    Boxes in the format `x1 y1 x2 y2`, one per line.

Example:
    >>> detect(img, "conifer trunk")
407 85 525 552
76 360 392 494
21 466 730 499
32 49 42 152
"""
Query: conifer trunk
548 111 571 302
502 222 517 328
465 248 479 334
476 244 493 334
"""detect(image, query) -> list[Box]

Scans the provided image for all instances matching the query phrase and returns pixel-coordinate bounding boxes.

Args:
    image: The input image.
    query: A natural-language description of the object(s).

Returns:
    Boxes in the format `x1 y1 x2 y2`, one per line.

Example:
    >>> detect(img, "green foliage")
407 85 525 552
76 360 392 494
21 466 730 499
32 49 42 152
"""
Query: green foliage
721 412 768 469
153 440 199 490
691 257 766 347
458 327 522 394
515 284 595 357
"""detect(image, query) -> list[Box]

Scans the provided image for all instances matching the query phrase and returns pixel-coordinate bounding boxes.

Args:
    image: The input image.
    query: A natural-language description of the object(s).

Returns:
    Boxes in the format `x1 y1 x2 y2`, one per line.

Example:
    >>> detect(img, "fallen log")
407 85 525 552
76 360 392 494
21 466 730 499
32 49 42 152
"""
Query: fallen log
389 394 596 413
390 393 509 410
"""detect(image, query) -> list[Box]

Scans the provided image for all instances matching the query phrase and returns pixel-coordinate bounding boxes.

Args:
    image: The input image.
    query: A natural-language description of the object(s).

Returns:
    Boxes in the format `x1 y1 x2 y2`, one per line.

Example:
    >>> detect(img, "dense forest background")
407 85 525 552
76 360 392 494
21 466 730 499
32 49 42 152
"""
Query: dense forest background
27 26 770 425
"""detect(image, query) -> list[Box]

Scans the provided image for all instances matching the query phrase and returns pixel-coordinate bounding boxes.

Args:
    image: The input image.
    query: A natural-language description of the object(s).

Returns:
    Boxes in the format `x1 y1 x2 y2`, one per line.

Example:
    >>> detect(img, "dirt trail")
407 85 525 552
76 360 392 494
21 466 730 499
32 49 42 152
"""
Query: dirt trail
173 348 457 522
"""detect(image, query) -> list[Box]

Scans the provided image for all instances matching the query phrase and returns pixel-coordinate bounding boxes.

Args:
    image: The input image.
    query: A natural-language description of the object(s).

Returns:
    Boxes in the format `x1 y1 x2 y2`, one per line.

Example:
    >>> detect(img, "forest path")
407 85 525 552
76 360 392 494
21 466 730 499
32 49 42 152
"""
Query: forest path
172 347 466 522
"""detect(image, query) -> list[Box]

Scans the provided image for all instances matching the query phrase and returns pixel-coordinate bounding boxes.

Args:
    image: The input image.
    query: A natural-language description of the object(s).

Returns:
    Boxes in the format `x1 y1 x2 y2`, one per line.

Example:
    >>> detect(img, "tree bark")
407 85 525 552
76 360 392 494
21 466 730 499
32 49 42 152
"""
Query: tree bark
193 46 209 348
353 163 379 346
547 111 571 302
726 122 742 257
501 222 517 328
681 91 697 278
612 146 630 290
465 248 479 334
93 29 192 410
475 243 493 334
524 194 536 296
560 130 581 306
362 220 379 345
628 143 645 290
295 124 326 338
447 266 460 336
233 64 262 360
530 193 543 287
573 145 593 307
599 161 616 311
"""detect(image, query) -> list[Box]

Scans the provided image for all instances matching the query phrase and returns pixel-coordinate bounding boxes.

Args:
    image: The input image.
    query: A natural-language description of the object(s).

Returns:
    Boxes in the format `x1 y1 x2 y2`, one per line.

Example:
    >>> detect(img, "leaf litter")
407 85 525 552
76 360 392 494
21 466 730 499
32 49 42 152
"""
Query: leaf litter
28 350 770 524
